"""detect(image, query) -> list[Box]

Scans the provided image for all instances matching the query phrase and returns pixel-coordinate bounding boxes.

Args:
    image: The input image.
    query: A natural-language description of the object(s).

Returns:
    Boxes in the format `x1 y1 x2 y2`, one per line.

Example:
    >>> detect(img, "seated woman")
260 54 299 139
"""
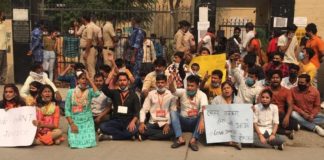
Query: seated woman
253 89 285 150
65 70 100 149
33 84 63 145
0 84 26 109
25 81 43 106
211 81 243 150
20 63 62 101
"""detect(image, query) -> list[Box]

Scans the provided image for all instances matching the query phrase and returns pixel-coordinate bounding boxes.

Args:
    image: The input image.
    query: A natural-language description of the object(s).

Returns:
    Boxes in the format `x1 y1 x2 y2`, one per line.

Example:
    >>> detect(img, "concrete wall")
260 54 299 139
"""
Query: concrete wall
295 0 324 38
2 20 14 83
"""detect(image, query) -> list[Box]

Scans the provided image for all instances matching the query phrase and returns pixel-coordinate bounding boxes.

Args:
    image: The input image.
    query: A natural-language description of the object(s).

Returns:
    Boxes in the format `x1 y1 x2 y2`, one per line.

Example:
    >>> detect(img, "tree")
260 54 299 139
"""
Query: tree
42 0 157 32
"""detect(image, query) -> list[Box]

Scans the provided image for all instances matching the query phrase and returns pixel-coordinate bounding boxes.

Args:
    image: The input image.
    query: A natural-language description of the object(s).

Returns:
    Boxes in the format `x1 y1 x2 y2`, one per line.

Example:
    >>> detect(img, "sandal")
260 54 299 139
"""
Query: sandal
171 140 186 148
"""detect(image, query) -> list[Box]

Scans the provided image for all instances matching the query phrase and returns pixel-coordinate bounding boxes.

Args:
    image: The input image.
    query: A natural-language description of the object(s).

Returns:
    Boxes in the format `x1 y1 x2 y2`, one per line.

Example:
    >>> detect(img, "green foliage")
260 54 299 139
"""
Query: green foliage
43 0 158 32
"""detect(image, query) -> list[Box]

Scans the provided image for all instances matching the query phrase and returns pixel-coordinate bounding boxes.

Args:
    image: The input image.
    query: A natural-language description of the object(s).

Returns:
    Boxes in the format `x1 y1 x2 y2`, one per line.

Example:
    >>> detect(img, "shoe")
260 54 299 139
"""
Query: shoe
288 130 294 140
234 143 242 150
314 125 324 137
296 124 301 131
188 142 199 151
138 134 142 141
278 144 284 151
98 134 113 141
171 141 186 148
273 144 284 151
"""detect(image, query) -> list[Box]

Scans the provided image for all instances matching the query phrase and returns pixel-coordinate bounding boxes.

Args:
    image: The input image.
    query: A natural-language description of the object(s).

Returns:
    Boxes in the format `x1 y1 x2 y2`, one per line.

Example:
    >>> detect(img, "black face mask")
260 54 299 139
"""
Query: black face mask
30 90 38 97
289 73 298 79
298 84 308 91
273 61 280 66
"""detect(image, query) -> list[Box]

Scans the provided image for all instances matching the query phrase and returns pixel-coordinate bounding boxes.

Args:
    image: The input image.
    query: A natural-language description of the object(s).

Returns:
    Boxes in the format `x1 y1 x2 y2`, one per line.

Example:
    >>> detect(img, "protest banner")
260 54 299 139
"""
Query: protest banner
204 104 253 143
0 106 37 147
189 54 227 82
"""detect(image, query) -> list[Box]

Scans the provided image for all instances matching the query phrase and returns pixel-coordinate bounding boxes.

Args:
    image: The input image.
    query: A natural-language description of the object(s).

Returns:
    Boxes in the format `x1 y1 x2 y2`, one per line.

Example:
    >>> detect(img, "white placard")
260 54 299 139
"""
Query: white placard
199 7 208 22
0 107 37 147
294 17 308 27
204 104 254 144
273 17 288 28
13 9 29 21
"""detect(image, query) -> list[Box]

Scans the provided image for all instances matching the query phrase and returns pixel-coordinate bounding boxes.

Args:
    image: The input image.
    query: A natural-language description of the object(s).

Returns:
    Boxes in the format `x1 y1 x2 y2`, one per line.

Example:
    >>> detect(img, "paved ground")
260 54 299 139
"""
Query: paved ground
1 85 324 160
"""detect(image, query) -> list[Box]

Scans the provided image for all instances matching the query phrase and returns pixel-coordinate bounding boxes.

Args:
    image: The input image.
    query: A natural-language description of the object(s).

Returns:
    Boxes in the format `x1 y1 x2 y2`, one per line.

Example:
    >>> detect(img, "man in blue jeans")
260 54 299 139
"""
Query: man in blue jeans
99 72 141 140
291 74 324 136
168 75 208 151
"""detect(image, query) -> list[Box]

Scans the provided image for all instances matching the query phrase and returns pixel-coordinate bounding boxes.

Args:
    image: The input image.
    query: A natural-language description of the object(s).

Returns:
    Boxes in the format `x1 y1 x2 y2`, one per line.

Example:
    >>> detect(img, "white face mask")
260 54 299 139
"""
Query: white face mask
157 87 166 93
68 30 74 35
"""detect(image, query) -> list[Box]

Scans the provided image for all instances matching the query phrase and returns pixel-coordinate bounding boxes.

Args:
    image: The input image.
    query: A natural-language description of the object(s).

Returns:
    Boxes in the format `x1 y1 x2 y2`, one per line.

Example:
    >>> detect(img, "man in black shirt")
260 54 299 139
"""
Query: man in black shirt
99 72 141 140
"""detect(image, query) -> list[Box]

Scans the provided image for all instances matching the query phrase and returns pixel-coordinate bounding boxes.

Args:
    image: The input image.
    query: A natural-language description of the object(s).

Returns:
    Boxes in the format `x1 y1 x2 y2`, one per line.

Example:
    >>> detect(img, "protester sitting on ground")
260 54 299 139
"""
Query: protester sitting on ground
169 75 208 151
263 52 289 78
281 64 299 89
253 89 285 150
267 70 297 139
298 48 318 87
65 70 100 149
211 81 243 150
33 85 63 145
57 63 86 89
166 52 186 88
201 69 223 103
20 63 62 101
142 58 168 97
197 47 211 56
291 74 324 137
138 74 176 141
230 60 263 104
99 72 141 141
91 73 112 131
0 84 26 109
25 81 43 106
183 63 201 88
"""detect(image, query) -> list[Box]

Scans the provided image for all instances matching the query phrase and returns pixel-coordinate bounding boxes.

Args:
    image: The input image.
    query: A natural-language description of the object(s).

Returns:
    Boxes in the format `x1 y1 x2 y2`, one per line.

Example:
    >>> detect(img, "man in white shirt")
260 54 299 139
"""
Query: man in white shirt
278 24 299 65
198 27 215 54
169 75 208 151
281 64 299 89
139 74 176 140
91 73 112 130
230 60 263 104
242 22 255 57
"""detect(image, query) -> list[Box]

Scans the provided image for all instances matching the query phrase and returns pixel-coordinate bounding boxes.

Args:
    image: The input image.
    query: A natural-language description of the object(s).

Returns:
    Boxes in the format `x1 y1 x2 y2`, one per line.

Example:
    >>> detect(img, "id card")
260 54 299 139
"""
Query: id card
187 109 198 117
117 106 128 114
156 110 166 117
72 105 83 113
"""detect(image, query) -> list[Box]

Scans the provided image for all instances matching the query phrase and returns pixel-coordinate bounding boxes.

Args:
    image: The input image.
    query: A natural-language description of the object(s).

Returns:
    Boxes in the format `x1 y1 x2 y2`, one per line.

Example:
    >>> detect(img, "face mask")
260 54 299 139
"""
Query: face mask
298 84 308 91
68 30 74 34
245 77 255 87
116 33 122 37
186 90 197 97
30 90 38 97
157 87 166 93
192 71 198 75
119 86 129 91
272 61 280 66
174 63 179 68
119 67 126 73
6 95 15 101
289 73 298 79
298 52 305 60
211 82 220 88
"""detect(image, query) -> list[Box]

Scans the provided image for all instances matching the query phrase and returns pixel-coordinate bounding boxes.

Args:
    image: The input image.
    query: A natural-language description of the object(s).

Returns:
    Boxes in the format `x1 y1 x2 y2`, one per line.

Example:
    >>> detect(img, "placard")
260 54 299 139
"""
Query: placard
0 107 37 147
204 104 253 143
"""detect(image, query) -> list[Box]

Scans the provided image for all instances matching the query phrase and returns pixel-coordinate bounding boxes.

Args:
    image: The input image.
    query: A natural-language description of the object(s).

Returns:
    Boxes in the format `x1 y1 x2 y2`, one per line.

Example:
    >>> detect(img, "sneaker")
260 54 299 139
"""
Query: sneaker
98 134 113 141
314 125 324 137
288 130 294 140
278 144 284 151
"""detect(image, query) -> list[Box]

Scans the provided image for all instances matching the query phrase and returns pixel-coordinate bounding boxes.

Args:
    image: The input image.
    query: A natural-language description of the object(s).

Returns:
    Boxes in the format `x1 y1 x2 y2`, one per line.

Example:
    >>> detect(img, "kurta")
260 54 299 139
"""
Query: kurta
65 88 100 148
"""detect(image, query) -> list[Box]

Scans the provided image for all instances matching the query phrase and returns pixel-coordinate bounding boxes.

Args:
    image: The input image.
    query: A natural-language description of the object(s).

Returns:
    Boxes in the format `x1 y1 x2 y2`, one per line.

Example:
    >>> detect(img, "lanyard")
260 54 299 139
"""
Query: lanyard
157 93 165 109
120 91 129 106
188 96 197 109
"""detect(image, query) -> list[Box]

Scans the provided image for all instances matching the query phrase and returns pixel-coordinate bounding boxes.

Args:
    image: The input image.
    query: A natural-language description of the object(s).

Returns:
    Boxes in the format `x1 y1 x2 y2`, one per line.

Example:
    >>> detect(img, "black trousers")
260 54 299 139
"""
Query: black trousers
277 112 298 135
141 123 174 140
